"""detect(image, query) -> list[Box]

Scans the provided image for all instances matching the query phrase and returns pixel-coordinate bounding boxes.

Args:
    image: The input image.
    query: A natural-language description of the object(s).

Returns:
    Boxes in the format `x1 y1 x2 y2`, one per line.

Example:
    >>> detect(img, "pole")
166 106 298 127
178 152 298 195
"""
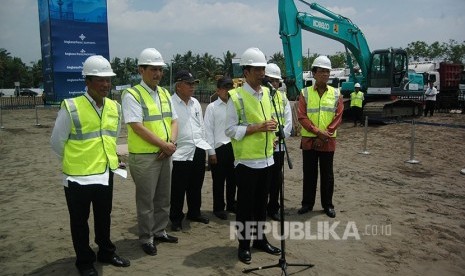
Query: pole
169 61 173 93
0 106 4 129
359 116 370 155
35 105 41 127
406 119 420 164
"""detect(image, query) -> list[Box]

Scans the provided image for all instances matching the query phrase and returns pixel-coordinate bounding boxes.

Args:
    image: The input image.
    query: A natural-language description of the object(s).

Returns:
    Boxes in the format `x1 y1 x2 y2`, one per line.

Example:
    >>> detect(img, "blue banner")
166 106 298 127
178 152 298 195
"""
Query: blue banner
38 0 110 102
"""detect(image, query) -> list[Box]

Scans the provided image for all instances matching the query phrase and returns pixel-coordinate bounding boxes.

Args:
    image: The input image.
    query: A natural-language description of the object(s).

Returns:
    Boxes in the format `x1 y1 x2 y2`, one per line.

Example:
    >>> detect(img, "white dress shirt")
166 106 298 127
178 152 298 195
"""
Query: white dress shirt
121 81 178 124
50 93 123 187
204 97 231 156
225 82 274 168
171 93 211 161
425 86 439 101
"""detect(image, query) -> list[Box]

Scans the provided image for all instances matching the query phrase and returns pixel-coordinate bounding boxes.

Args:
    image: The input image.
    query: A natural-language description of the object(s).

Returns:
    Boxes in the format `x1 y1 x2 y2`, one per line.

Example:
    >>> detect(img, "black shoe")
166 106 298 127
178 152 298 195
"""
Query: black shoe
268 212 280 221
154 233 178 243
297 205 312 215
141 242 157 256
171 222 182 232
78 266 98 276
325 208 336 218
238 248 251 264
97 254 130 267
252 241 281 255
187 214 210 224
214 211 228 220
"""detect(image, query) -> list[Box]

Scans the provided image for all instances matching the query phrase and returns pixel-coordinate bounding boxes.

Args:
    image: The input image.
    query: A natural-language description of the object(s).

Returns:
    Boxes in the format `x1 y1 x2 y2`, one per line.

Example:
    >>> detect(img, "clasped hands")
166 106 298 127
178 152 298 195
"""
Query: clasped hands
157 141 177 160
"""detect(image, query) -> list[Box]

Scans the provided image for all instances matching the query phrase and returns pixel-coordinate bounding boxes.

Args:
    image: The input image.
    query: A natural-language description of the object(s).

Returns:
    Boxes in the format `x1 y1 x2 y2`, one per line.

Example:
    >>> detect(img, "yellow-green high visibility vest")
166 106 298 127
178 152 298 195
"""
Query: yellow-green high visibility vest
272 91 287 127
350 91 364 108
300 85 339 138
62 96 121 176
229 87 274 160
123 85 173 153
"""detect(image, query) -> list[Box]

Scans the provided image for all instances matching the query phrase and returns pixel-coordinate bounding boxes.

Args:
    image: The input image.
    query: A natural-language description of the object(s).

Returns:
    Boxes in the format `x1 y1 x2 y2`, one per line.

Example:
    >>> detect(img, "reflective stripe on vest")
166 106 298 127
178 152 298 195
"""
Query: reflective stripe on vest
300 86 339 138
229 87 274 160
123 85 172 153
350 91 363 107
62 96 120 176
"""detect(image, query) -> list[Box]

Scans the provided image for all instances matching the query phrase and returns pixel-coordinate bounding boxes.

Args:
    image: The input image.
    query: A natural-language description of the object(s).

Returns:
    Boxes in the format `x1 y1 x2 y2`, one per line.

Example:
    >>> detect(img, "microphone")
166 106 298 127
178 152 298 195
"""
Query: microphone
266 81 277 97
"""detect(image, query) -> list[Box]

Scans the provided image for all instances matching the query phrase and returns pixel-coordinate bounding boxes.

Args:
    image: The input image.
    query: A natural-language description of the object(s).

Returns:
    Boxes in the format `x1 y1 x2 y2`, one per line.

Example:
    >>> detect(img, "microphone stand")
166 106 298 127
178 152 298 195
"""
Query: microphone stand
243 83 314 275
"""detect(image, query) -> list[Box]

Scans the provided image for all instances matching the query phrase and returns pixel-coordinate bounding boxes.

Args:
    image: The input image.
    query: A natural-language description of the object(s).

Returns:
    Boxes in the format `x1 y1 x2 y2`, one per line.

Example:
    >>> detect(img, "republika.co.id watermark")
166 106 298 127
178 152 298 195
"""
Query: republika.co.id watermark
230 221 391 241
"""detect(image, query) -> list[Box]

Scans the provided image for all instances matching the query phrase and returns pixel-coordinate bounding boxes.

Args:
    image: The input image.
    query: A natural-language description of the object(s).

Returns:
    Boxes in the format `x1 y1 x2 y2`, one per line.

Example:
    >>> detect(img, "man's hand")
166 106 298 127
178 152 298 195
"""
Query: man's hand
208 154 217 165
158 141 176 160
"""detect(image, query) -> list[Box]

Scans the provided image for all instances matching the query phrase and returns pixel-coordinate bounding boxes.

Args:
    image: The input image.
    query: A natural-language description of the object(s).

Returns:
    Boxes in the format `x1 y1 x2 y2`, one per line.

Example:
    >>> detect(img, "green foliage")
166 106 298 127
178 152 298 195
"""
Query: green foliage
1 40 464 89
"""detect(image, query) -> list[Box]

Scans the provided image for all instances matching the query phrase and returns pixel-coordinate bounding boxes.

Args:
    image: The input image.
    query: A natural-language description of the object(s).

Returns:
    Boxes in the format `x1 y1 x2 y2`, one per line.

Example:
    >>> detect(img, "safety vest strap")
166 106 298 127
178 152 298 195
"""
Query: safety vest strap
128 85 172 121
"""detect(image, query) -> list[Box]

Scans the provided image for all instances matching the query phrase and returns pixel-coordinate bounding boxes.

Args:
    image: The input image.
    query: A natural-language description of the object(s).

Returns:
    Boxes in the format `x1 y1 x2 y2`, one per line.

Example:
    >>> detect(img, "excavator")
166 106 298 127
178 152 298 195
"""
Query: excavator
278 0 424 119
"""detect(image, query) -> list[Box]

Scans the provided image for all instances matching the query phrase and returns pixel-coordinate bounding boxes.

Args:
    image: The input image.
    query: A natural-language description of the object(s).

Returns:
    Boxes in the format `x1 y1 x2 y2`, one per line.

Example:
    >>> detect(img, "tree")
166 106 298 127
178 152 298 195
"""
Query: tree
219 50 236 77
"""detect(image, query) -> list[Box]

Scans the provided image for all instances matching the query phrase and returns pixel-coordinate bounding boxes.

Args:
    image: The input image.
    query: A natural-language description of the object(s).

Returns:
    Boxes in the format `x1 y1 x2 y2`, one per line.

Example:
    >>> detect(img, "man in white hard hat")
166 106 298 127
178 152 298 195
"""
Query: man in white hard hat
264 63 293 221
51 55 130 276
122 48 179 257
225 47 281 264
350 83 364 126
297 55 344 218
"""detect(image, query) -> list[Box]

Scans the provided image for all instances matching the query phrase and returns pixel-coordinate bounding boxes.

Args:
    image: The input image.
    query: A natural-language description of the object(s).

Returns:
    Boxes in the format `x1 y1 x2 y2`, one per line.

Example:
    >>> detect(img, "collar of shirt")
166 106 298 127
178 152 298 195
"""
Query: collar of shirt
84 92 103 114
172 92 193 106
243 82 264 100
140 80 158 95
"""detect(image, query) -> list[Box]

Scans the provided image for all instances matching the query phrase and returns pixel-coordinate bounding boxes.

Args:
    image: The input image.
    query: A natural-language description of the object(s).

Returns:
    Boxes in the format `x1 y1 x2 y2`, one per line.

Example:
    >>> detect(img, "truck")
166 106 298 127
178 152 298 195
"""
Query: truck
278 0 425 119
409 61 464 111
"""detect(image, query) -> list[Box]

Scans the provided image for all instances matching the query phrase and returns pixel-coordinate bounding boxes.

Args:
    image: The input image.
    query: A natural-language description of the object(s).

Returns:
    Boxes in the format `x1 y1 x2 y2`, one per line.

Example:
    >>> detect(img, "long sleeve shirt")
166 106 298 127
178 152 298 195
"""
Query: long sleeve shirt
297 86 344 152
171 93 211 161
50 93 122 187
225 82 274 168
204 97 231 156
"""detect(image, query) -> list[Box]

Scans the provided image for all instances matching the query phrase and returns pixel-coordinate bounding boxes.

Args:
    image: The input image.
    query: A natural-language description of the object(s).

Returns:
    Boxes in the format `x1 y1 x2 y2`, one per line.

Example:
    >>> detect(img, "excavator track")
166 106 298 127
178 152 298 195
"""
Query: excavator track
363 99 423 120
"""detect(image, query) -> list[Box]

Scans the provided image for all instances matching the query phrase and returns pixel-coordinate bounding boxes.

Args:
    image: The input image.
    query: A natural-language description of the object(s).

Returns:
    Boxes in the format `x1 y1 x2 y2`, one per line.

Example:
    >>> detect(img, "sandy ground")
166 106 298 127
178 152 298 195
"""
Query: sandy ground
0 105 464 276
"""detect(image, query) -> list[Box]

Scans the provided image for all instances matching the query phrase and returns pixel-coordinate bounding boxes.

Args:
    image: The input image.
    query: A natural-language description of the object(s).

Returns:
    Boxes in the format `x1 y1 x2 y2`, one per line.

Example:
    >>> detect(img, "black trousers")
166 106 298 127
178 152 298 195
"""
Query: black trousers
64 174 116 270
267 151 285 215
210 143 236 212
301 150 335 210
235 164 272 250
170 147 206 224
351 106 363 125
424 100 435 116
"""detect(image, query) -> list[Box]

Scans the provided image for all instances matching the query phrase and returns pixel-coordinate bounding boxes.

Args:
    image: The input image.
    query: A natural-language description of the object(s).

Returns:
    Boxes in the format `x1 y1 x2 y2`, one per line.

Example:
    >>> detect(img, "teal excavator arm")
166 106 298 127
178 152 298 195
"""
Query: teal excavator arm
279 0 371 98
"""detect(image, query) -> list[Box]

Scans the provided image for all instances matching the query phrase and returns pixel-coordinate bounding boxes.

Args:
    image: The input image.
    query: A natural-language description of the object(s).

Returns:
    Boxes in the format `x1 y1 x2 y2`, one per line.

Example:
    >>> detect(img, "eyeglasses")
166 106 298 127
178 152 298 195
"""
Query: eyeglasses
269 79 280 83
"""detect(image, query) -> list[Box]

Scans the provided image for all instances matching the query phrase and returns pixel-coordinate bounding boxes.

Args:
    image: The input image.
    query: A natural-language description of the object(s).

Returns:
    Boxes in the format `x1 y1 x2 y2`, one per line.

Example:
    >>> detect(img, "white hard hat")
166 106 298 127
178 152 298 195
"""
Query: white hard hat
138 48 167 66
265 63 282 80
240 47 267 67
355 83 361 88
82 55 116 77
311 55 332 70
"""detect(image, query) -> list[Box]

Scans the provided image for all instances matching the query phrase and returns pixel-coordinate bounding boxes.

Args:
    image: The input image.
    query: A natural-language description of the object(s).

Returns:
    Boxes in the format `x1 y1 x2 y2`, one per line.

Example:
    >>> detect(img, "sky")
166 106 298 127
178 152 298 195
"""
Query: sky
1 0 465 65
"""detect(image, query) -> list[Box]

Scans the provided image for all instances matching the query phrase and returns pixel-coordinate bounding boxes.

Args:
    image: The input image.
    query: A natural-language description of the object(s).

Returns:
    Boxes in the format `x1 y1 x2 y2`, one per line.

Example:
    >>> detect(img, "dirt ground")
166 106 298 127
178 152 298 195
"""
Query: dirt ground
0 106 464 276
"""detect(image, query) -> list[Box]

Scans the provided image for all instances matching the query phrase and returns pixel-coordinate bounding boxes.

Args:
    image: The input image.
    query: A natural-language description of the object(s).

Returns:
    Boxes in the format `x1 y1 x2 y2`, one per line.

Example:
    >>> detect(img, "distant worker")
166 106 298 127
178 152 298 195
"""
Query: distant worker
169 69 212 231
264 63 293 221
424 80 439 117
51 55 130 276
350 83 364 126
297 55 344 218
122 48 179 257
204 76 237 220
226 47 281 264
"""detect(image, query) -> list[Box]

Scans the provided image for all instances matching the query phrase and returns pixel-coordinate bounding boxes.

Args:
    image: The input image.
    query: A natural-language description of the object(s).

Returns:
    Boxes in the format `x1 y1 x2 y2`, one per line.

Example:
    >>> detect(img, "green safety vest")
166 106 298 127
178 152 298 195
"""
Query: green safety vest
123 85 173 153
229 87 274 160
350 91 364 108
62 96 121 176
272 91 287 127
300 86 339 138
